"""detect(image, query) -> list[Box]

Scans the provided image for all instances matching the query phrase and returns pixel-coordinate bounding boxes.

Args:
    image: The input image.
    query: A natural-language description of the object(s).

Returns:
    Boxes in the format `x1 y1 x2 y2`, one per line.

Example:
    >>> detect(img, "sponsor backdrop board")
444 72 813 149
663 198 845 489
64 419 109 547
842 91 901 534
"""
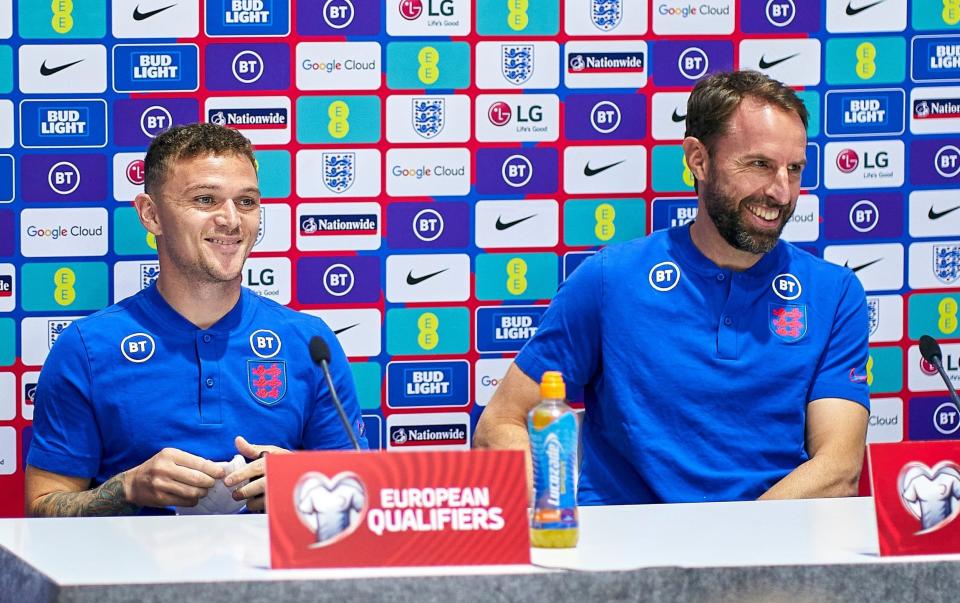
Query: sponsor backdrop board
0 0 957 516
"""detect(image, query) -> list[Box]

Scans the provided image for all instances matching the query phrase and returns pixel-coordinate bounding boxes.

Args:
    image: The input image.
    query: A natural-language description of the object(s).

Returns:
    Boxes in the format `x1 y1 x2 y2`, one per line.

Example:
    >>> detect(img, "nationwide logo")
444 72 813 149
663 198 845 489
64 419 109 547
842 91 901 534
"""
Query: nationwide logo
567 51 645 74
389 424 468 447
0 274 11 298
300 214 378 237
914 98 960 120
209 107 287 129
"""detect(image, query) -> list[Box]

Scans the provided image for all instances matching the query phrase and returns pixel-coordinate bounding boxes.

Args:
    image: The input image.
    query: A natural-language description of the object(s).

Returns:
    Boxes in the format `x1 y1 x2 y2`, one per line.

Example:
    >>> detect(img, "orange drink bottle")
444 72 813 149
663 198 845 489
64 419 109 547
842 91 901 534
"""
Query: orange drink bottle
528 371 579 548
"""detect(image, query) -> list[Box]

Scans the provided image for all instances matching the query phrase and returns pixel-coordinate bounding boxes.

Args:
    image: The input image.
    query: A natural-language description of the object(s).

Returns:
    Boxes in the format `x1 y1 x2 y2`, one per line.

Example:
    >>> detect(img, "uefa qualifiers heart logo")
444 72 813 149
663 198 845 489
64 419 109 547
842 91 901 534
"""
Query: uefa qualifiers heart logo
897 461 960 535
293 471 367 548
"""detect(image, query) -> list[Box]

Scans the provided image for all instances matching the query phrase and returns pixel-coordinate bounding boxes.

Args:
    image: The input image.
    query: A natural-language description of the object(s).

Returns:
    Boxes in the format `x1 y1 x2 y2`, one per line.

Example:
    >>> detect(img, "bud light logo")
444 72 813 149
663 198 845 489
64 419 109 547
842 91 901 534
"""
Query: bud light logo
113 44 200 93
825 89 904 137
386 360 469 409
206 0 290 36
20 100 108 148
120 332 156 363
911 36 960 83
476 306 546 353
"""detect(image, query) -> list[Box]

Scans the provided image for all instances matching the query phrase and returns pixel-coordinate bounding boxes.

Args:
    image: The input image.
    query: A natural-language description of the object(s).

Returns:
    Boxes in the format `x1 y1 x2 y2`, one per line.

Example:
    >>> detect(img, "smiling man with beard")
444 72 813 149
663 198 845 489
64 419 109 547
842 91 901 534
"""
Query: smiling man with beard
25 123 367 517
475 71 870 505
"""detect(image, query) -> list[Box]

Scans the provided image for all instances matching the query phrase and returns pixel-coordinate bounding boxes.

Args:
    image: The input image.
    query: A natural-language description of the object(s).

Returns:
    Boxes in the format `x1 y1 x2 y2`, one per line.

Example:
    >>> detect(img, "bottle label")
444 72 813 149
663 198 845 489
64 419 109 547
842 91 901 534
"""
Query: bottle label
529 411 578 530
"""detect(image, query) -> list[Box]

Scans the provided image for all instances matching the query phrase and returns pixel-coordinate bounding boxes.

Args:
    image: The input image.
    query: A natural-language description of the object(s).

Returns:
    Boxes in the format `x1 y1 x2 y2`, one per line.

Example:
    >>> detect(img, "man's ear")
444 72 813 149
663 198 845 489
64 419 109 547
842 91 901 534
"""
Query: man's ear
681 136 709 183
133 193 162 237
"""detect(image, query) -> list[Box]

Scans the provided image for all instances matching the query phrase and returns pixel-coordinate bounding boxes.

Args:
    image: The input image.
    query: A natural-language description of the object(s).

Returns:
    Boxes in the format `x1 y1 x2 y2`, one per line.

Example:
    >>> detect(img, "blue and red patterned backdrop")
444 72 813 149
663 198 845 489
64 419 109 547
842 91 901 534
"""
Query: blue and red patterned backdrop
0 0 958 516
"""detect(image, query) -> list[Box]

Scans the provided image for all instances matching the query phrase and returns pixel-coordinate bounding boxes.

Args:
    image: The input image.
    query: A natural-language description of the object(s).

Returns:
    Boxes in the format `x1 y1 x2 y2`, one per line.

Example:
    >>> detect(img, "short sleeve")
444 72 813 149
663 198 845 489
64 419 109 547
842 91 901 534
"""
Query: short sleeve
26 324 102 478
808 272 870 409
514 251 603 389
302 324 370 450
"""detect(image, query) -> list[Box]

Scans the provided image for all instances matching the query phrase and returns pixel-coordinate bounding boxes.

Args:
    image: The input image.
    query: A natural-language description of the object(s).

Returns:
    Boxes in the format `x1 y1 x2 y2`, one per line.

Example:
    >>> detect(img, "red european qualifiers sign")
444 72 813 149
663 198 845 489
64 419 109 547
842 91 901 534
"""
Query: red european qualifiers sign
869 441 960 556
266 450 530 568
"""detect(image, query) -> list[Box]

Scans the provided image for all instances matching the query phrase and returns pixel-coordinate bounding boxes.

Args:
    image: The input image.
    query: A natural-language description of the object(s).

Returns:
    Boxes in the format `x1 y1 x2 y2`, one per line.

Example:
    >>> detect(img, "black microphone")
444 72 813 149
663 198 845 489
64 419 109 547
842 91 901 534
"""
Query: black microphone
309 336 361 451
919 335 960 411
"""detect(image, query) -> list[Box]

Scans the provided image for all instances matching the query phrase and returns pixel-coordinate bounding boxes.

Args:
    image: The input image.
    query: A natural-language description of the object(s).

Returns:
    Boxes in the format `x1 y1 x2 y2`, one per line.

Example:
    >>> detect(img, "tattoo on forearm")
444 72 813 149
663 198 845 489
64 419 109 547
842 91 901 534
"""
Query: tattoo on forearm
33 473 140 517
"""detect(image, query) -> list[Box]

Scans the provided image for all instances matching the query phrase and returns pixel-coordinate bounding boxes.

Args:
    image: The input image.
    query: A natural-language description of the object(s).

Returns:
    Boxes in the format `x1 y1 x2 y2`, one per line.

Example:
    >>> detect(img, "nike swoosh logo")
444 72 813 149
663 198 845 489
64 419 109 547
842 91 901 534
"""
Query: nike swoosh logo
39 59 84 77
495 214 536 231
928 205 960 220
133 3 177 21
671 108 687 123
845 0 886 16
758 53 800 70
844 258 883 273
406 268 448 286
333 323 359 335
583 160 626 177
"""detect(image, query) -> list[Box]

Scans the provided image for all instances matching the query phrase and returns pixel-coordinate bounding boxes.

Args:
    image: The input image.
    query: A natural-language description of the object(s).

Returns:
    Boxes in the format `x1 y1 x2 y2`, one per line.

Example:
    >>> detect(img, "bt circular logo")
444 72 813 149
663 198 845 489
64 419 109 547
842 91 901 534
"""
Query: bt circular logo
48 162 80 195
399 0 423 20
323 263 355 297
413 208 444 242
590 100 621 134
322 0 355 28
126 159 145 185
836 149 860 174
934 402 960 435
249 329 282 358
120 332 156 363
232 50 264 84
934 145 960 179
677 47 709 80
648 261 681 292
488 101 512 126
501 154 533 188
140 105 172 138
765 0 796 27
849 199 879 233
772 273 802 301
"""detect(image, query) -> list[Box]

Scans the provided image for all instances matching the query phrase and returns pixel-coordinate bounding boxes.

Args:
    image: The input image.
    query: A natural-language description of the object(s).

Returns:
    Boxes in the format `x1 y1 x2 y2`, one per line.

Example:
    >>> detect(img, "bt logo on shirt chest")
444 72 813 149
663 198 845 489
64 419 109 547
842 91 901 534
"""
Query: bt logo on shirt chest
250 329 281 358
772 273 802 301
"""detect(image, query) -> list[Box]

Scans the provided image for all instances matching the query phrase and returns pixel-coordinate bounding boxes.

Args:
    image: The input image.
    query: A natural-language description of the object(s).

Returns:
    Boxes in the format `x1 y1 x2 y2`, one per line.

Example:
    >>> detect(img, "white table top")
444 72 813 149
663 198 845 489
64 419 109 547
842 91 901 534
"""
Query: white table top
0 497 955 587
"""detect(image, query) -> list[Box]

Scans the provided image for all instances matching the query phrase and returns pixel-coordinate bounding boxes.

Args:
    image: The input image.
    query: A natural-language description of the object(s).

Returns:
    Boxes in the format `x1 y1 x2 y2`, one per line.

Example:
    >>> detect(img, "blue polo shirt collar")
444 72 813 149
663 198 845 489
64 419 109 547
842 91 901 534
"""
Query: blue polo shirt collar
670 221 787 281
139 282 255 333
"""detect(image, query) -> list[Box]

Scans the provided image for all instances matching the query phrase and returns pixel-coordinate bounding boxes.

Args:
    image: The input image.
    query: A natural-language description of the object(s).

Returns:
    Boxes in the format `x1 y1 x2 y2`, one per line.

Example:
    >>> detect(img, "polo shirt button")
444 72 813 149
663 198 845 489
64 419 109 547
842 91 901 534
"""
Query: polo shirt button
203 334 212 343
716 273 726 282
205 377 215 388
723 316 733 326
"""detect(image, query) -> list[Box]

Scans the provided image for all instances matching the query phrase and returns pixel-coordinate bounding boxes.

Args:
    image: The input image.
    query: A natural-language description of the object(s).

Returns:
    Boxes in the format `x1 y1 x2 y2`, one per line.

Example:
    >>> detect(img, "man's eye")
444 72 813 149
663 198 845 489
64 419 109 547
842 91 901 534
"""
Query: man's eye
196 196 215 205
238 197 260 208
753 160 768 168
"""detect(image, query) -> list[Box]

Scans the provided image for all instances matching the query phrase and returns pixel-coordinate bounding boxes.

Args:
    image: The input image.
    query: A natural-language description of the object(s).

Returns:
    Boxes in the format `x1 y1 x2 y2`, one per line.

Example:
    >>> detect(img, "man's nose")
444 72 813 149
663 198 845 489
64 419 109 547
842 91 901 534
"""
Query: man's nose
765 168 794 206
216 199 241 228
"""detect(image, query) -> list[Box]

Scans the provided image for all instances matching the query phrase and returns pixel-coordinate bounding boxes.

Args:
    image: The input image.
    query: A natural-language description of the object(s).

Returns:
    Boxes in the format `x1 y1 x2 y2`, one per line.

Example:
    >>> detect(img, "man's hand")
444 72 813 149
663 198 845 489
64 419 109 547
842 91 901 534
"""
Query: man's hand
224 435 291 512
123 448 226 508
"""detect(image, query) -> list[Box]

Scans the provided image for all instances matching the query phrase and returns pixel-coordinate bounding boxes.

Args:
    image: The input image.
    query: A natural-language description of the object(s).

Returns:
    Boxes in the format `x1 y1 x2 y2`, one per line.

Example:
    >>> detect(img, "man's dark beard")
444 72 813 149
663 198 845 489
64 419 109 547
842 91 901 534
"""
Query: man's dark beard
701 177 793 255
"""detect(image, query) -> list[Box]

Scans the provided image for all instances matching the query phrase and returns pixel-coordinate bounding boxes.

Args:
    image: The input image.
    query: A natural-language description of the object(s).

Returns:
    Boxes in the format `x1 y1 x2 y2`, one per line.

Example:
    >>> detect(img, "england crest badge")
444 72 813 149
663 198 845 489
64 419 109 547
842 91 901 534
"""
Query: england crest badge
501 44 534 86
248 360 287 406
140 262 160 290
867 298 879 336
412 98 445 139
934 244 960 284
769 304 807 342
322 152 355 194
48 320 72 349
591 0 622 32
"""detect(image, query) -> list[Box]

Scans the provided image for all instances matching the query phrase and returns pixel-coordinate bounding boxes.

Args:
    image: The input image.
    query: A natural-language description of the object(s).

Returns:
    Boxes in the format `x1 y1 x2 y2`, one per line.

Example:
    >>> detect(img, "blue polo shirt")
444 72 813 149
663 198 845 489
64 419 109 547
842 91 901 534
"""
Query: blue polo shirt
515 224 870 505
28 284 368 499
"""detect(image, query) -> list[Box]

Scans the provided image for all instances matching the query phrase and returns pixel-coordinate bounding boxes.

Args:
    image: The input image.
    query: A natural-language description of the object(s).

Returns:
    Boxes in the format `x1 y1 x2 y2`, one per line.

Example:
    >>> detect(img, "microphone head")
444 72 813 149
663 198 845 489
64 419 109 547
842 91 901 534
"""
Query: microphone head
309 336 331 365
920 335 943 365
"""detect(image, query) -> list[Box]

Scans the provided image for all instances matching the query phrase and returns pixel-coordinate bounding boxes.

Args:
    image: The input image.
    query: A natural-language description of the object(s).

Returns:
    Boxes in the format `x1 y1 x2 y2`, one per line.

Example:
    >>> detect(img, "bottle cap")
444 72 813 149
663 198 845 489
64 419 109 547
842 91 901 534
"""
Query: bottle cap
540 370 566 400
